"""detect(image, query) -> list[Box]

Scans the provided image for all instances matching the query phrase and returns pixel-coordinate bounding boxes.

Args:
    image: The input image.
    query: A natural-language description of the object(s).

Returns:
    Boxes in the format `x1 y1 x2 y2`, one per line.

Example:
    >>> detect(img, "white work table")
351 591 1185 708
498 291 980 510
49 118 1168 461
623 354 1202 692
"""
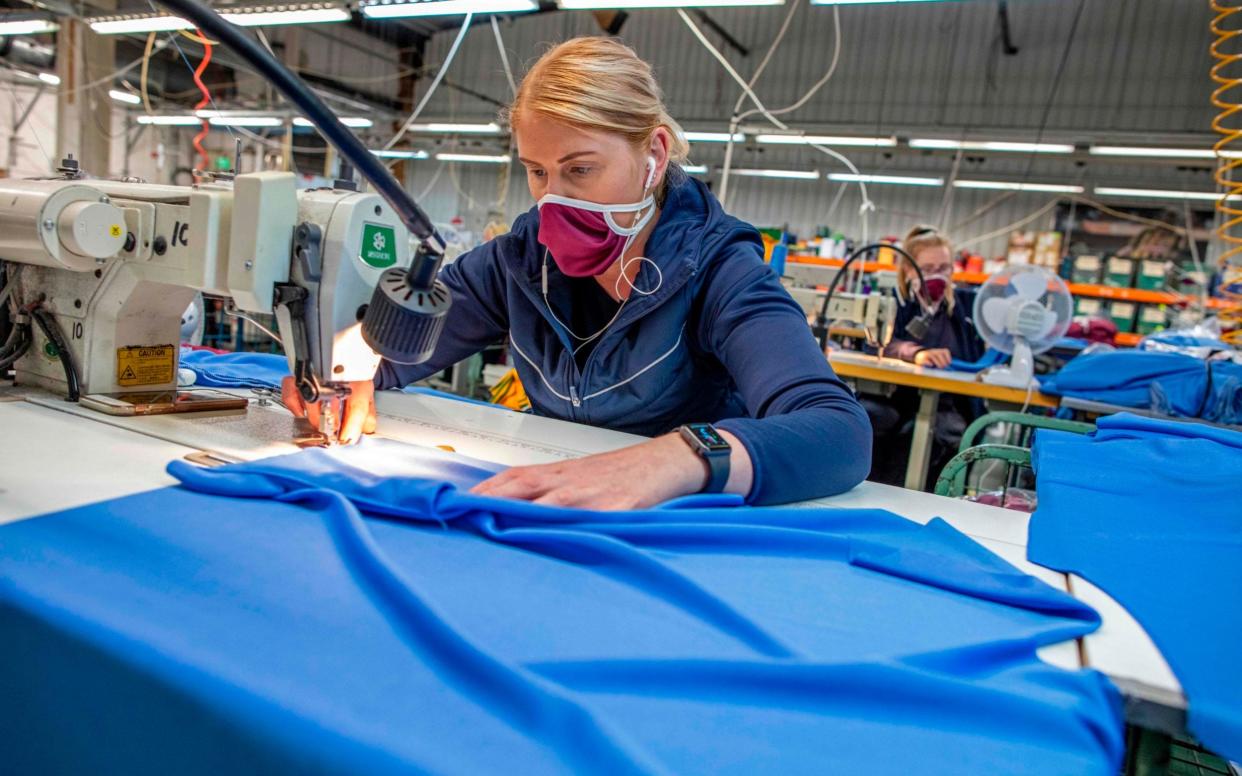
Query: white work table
0 387 1181 731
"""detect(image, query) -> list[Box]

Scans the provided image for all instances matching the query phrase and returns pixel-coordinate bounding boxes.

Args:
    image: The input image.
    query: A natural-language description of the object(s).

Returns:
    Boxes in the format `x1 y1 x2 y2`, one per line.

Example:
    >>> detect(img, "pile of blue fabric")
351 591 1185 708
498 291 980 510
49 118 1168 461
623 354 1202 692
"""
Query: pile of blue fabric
1038 350 1242 425
0 441 1124 774
1029 414 1242 762
179 346 290 390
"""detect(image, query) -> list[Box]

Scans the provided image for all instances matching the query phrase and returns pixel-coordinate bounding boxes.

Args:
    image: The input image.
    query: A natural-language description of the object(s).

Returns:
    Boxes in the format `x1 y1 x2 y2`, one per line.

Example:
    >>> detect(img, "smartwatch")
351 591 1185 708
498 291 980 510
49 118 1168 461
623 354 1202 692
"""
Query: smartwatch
678 423 732 493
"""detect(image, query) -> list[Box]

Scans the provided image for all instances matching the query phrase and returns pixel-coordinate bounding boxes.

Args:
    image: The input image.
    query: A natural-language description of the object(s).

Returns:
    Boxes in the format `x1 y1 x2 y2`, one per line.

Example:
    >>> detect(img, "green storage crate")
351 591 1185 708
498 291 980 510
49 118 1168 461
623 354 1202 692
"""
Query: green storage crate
1070 254 1102 284
1104 256 1135 288
1136 259 1167 291
1108 300 1137 333
1136 305 1167 335
1075 297 1104 318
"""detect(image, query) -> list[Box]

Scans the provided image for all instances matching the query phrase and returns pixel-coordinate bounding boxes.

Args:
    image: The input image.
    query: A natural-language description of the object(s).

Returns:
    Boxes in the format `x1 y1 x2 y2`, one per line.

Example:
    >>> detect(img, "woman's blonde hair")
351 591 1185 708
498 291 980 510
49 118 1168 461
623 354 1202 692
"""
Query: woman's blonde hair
505 37 690 200
899 224 957 312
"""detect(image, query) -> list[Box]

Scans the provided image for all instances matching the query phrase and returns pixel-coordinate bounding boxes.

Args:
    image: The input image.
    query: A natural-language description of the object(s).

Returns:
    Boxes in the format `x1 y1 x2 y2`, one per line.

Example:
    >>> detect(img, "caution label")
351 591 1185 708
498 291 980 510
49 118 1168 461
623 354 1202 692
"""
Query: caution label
117 345 176 387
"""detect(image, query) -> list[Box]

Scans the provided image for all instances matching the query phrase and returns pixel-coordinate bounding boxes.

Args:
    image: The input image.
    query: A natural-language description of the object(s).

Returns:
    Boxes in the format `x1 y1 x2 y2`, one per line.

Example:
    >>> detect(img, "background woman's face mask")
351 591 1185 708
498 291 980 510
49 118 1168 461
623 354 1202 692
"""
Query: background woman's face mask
536 158 656 277
922 274 950 303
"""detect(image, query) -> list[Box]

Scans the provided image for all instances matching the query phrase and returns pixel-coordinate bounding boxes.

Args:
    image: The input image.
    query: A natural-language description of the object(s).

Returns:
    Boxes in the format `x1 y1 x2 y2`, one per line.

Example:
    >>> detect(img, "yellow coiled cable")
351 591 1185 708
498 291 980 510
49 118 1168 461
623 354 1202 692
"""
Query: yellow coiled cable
1211 0 1242 343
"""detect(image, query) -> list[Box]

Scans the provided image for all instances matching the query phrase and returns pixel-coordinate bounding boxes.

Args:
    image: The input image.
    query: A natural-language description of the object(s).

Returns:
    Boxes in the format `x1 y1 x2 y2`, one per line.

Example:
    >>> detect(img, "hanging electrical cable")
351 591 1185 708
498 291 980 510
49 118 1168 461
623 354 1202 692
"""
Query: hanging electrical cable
383 13 476 153
189 28 214 175
491 15 518 98
719 0 799 207
678 9 872 242
1210 0 1242 344
140 31 157 114
719 5 842 206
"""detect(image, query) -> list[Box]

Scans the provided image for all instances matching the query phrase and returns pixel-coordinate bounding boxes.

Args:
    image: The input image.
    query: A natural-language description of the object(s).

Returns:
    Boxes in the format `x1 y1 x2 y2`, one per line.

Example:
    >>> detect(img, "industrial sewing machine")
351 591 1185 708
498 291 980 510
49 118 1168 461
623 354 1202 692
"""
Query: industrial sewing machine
0 160 435 443
781 259 900 351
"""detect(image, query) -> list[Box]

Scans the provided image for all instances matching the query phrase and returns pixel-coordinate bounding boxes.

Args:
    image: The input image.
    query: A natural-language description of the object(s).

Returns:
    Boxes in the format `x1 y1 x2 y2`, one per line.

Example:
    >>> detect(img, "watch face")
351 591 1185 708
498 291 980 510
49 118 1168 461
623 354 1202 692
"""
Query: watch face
688 423 730 452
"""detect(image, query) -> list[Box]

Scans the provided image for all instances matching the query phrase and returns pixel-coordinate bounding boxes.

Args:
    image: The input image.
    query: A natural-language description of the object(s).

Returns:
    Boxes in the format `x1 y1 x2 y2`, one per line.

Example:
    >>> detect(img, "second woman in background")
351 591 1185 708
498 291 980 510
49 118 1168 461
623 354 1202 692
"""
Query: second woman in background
866 225 986 487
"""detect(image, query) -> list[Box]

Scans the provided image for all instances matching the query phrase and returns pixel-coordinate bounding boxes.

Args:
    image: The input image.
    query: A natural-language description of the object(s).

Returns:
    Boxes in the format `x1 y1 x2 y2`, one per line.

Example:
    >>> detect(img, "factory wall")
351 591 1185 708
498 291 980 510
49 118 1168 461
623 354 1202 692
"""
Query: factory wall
0 83 57 178
5 0 1222 259
397 0 1221 256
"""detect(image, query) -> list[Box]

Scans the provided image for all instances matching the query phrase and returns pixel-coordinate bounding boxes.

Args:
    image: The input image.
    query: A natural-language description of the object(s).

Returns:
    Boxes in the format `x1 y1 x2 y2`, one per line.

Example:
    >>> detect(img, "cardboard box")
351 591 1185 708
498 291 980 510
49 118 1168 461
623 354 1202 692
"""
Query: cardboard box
1075 297 1104 317
1136 259 1167 291
1071 255 1102 285
1105 256 1135 288
1136 305 1167 335
1109 301 1137 333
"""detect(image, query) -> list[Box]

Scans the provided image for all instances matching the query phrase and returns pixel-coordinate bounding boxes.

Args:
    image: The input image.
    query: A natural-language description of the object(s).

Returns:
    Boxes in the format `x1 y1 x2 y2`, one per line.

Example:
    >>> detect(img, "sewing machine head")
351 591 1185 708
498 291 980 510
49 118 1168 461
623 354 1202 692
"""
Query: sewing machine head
0 166 409 442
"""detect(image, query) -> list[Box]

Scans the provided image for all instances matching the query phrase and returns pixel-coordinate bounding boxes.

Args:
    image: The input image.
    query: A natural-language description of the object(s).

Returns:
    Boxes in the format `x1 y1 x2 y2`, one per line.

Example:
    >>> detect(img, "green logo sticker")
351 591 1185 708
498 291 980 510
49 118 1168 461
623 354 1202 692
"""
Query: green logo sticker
360 223 397 269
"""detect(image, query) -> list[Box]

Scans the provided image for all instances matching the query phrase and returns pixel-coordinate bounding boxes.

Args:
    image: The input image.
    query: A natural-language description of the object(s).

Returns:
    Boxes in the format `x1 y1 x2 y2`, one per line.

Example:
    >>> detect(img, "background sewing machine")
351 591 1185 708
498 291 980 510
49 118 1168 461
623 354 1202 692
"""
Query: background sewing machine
0 161 410 440
781 257 899 350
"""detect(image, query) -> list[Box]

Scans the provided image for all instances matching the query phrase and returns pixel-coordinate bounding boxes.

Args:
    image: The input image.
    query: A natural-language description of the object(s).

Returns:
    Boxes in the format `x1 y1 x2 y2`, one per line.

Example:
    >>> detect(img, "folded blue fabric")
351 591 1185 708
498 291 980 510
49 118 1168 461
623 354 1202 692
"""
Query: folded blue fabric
1038 351 1242 424
1029 414 1242 761
949 348 1008 373
179 346 290 389
0 441 1123 774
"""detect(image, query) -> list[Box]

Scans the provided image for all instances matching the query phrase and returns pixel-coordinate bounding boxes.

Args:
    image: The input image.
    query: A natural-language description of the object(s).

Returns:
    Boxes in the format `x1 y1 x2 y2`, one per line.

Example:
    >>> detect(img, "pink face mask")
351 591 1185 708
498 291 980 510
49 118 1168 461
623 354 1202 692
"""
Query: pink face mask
921 274 951 303
536 158 657 277
536 195 655 277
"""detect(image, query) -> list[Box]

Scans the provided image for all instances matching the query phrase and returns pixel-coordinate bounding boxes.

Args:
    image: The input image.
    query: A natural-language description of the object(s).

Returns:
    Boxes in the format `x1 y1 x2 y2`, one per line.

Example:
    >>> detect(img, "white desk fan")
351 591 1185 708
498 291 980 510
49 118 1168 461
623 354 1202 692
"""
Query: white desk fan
972 265 1073 388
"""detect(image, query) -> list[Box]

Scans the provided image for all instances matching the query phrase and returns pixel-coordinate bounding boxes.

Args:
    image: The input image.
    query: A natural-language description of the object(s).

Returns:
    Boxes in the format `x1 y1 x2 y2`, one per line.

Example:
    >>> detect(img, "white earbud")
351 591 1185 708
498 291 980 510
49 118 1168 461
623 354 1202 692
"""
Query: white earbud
644 156 657 190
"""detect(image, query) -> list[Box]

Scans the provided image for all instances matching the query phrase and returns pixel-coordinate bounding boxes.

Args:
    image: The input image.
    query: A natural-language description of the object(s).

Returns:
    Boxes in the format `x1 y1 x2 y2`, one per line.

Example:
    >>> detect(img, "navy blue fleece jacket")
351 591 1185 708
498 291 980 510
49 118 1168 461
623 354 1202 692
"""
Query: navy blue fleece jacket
377 176 871 504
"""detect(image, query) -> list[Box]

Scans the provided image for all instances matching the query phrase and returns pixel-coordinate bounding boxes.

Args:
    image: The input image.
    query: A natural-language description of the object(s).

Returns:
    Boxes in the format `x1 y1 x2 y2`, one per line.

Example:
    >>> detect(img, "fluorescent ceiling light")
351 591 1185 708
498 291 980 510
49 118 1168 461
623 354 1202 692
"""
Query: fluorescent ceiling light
681 164 708 174
683 131 744 143
294 116 373 128
407 122 503 134
37 72 60 86
0 19 59 35
559 0 781 7
209 116 284 128
954 179 1083 194
89 14 192 34
436 152 511 164
909 138 1074 154
733 168 819 180
811 0 946 4
371 149 429 159
92 5 347 32
362 0 537 19
829 173 943 186
1094 187 1239 202
756 134 896 147
136 115 203 126
222 6 350 26
1090 145 1242 160
109 89 142 105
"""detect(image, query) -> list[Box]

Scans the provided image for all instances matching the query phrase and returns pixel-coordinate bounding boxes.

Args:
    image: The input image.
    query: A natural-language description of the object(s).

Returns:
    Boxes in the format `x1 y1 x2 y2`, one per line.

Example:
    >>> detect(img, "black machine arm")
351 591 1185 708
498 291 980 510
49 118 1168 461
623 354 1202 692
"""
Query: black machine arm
152 0 451 366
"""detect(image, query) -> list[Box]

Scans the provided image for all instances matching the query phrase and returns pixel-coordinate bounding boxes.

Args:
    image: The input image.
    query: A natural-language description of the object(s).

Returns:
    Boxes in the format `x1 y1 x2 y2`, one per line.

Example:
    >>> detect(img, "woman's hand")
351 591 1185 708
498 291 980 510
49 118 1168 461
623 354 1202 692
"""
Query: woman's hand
471 430 751 510
280 376 377 444
913 348 953 369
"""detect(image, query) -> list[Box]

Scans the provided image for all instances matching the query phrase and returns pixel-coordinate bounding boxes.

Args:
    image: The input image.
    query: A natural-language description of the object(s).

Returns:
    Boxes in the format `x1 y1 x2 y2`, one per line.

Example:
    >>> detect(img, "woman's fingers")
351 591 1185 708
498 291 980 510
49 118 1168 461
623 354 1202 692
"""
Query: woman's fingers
339 381 377 444
280 376 306 417
471 468 551 501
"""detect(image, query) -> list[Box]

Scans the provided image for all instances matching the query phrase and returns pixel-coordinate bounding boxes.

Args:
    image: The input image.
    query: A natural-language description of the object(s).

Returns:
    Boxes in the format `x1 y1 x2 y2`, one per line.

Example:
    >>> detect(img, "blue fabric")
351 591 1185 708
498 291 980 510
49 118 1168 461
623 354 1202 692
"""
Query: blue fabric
1137 331 1232 354
179 346 289 389
949 348 1008 373
376 176 871 505
1038 351 1242 425
1029 414 1242 762
0 441 1122 774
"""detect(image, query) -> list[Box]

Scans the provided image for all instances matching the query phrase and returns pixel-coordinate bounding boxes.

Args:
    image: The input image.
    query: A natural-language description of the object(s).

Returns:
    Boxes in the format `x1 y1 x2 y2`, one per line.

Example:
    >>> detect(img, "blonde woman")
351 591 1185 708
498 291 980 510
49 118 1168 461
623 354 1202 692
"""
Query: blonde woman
868 225 986 486
287 37 870 508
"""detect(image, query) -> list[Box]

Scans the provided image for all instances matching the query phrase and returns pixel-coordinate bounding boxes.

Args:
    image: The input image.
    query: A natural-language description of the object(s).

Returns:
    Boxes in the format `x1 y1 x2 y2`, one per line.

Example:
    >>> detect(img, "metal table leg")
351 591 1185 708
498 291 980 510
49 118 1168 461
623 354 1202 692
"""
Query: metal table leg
904 389 940 490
